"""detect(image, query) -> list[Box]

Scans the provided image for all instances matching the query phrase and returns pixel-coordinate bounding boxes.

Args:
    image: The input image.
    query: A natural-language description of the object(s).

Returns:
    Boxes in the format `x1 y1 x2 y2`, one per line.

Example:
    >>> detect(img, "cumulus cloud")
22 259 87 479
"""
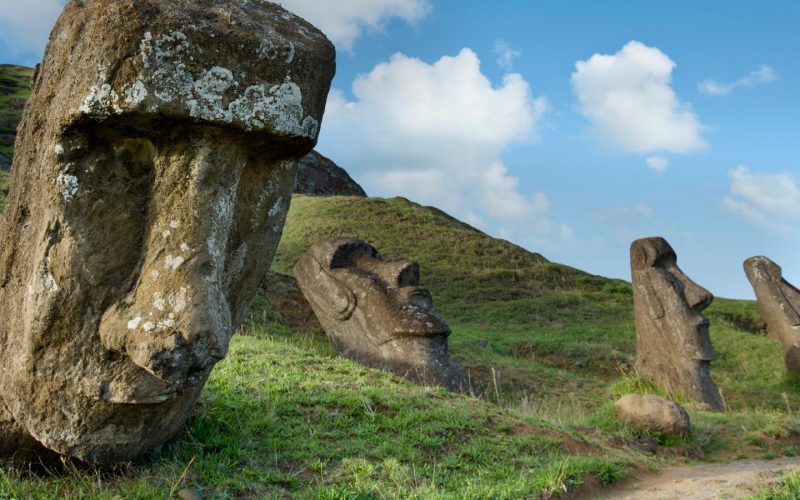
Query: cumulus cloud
320 48 569 242
278 0 430 51
493 40 521 71
571 41 706 154
0 0 65 63
698 65 777 96
723 166 800 233
646 156 669 173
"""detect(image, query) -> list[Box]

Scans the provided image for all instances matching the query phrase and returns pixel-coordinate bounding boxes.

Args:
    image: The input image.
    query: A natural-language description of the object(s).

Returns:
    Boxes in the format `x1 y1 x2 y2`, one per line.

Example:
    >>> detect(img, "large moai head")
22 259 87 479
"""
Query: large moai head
744 256 800 373
630 237 725 411
294 238 471 392
0 0 334 463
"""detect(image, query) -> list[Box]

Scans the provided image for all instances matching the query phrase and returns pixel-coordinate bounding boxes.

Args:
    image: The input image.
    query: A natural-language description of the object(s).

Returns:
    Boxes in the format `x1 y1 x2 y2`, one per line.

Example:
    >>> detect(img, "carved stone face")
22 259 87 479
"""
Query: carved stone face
0 0 335 463
744 256 800 373
295 238 469 392
631 237 725 411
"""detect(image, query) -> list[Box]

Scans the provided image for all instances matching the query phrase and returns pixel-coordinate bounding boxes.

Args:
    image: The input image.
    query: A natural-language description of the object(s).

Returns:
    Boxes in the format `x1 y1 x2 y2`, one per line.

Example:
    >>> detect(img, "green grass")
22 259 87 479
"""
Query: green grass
0 170 9 211
0 190 798 496
0 64 33 160
748 471 800 499
0 330 638 498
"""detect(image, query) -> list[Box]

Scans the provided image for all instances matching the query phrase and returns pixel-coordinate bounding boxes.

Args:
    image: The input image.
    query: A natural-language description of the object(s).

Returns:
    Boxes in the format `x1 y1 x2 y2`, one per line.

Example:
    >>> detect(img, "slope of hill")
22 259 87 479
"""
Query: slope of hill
267 195 800 459
0 170 9 211
0 64 33 167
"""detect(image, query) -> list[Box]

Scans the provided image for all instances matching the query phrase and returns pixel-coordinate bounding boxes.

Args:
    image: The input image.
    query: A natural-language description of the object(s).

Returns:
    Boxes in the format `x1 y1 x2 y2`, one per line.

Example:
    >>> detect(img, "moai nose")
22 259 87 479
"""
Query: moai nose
676 270 714 312
98 135 240 385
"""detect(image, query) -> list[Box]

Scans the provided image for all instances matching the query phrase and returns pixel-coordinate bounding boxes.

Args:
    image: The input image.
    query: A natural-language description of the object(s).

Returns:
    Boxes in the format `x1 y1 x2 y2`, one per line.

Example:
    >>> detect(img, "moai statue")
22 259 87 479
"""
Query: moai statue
0 0 334 463
630 237 726 411
744 256 800 374
294 238 472 392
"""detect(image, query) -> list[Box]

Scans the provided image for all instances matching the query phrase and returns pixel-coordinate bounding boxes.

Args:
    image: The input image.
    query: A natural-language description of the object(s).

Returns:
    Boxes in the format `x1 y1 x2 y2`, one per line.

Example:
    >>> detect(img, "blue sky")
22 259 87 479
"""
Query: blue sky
1 1 798 299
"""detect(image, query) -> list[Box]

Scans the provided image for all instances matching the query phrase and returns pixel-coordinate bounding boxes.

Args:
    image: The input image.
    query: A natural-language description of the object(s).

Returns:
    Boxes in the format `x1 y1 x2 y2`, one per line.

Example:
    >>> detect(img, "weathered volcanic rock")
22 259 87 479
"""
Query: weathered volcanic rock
0 0 334 463
631 237 726 411
262 271 322 334
615 394 691 437
294 150 366 196
294 238 472 393
744 256 800 374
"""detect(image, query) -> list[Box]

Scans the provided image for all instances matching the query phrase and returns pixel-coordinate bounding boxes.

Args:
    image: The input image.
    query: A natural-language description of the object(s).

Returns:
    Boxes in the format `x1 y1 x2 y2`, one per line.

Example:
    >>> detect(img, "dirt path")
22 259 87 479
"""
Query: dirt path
597 457 800 499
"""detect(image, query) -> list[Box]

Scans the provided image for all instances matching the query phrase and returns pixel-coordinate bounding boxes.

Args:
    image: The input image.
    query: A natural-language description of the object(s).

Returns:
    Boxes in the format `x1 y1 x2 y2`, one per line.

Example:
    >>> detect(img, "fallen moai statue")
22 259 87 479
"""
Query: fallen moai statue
630 237 726 411
0 0 334 463
744 256 800 374
294 238 472 392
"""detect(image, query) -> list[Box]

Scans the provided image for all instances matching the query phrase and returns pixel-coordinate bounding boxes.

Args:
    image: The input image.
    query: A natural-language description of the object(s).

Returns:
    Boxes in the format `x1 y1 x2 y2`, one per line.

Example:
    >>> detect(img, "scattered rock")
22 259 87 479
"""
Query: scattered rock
630 237 725 411
177 488 204 500
744 256 800 374
615 394 691 437
262 270 321 333
294 150 366 196
294 238 472 392
0 0 334 463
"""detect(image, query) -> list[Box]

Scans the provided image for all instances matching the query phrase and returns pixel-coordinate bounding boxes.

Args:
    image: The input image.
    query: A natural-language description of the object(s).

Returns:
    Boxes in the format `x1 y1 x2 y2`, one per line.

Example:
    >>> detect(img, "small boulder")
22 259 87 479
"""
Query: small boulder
615 394 691 437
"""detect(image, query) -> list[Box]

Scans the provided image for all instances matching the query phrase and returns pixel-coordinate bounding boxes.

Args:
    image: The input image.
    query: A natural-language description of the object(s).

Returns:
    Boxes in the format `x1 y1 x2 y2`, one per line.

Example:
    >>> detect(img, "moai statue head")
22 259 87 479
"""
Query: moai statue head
294 238 471 392
0 0 334 463
630 237 725 411
744 256 800 373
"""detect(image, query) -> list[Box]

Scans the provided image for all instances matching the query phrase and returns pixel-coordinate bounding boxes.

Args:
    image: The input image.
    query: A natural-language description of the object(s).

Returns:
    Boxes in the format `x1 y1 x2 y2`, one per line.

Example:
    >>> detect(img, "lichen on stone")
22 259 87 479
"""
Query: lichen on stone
55 173 79 203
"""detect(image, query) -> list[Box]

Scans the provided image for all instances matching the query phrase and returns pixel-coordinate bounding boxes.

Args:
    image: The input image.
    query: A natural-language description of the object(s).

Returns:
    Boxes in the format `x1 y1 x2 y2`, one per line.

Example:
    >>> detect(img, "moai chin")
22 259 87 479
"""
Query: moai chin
0 0 334 463
744 256 800 374
630 237 726 411
294 238 472 393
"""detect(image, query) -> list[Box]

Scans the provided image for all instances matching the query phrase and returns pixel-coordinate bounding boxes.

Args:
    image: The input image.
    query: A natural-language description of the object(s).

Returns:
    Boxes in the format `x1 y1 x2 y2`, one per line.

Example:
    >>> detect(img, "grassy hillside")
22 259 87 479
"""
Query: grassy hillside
268 196 800 461
0 189 799 496
0 170 9 211
0 64 33 161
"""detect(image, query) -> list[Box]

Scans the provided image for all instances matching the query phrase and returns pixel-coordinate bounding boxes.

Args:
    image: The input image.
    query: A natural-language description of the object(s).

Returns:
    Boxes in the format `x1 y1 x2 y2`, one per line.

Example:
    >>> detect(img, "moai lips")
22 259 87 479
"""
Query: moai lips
631 237 726 411
294 238 472 393
0 0 334 463
744 256 800 374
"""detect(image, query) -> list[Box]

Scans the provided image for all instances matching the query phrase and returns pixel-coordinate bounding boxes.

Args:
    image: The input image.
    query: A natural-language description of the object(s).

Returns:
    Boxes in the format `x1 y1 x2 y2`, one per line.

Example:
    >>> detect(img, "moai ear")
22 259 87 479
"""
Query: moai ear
314 260 357 321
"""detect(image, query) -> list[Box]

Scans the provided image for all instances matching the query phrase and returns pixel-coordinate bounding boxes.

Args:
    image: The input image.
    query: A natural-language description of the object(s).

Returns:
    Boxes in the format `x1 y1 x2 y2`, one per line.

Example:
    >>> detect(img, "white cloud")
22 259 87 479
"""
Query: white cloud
571 40 706 154
0 0 65 63
493 40 521 71
594 202 654 226
636 202 654 218
278 0 430 51
723 165 800 233
646 156 669 173
698 65 777 96
320 48 569 242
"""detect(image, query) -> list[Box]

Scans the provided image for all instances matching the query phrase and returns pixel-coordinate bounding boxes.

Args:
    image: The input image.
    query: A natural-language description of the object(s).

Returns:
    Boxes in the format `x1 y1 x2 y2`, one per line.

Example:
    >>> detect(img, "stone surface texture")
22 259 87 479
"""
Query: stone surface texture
0 0 334 463
615 394 691 437
631 237 726 411
744 256 800 374
294 150 366 197
294 238 471 392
